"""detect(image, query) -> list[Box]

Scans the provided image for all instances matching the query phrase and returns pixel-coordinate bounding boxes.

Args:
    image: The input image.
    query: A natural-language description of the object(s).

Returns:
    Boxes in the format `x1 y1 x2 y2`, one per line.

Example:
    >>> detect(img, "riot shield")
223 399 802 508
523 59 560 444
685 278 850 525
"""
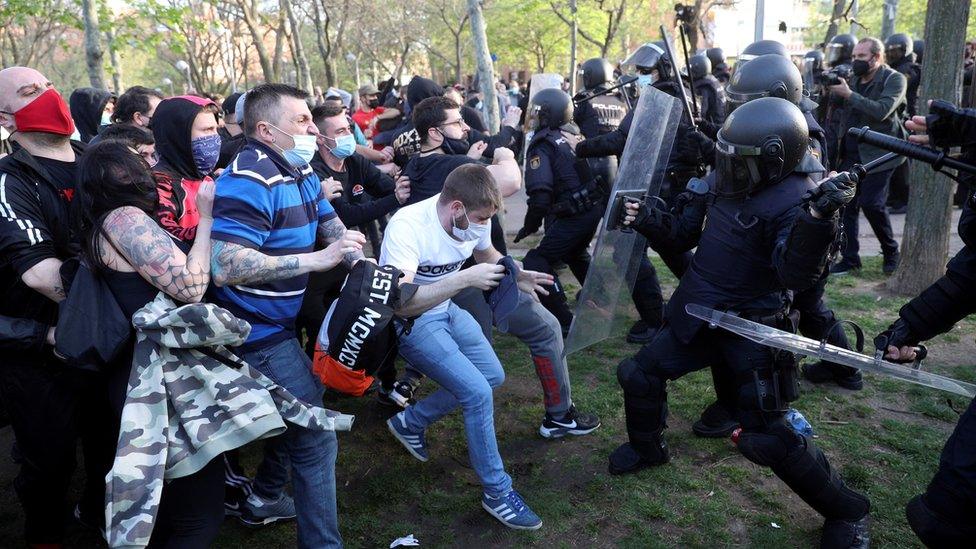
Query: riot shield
564 86 682 355
521 73 565 176
686 304 976 398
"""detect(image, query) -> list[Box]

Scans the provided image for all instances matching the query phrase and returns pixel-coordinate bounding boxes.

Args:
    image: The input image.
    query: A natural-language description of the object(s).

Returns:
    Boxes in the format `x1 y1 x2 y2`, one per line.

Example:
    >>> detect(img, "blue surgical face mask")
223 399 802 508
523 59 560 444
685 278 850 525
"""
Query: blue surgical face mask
269 123 317 167
101 112 113 126
325 133 357 159
190 134 222 175
636 74 655 88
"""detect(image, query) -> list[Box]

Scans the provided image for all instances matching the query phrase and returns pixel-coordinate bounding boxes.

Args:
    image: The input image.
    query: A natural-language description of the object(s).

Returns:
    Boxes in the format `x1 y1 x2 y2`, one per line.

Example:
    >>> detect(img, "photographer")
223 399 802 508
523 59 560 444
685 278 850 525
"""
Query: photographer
828 37 907 275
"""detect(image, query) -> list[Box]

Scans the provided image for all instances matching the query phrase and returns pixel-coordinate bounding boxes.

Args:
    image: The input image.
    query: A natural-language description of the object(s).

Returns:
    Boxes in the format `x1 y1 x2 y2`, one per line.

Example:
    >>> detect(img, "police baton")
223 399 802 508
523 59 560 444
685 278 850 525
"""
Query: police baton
847 126 976 176
659 25 698 131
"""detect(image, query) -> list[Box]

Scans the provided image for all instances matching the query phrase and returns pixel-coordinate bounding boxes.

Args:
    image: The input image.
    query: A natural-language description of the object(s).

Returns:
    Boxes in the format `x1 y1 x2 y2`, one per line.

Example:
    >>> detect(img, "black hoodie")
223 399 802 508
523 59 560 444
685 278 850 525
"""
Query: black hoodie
69 87 114 143
151 96 218 242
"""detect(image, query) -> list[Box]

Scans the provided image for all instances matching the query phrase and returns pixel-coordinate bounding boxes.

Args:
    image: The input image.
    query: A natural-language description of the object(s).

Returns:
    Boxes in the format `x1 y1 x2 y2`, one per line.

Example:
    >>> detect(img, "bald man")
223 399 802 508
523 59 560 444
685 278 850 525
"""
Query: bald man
0 67 114 543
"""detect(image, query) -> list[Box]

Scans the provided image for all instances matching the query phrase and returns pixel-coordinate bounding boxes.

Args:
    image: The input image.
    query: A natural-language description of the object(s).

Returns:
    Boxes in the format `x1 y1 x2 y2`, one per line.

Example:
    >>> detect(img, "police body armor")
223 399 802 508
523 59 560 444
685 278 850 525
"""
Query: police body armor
653 78 703 200
526 127 604 218
693 74 727 126
666 172 817 344
576 90 628 189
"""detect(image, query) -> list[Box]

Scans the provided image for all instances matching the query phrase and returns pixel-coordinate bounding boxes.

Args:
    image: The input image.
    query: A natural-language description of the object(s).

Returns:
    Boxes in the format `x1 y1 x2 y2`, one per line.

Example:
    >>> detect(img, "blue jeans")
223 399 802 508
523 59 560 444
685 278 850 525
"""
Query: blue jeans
398 303 512 497
241 338 341 549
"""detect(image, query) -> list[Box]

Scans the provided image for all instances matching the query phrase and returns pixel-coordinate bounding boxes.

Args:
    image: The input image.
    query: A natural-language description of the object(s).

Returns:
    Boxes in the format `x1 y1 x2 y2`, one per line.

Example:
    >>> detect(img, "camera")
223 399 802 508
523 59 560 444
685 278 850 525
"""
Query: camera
819 64 852 86
674 3 695 25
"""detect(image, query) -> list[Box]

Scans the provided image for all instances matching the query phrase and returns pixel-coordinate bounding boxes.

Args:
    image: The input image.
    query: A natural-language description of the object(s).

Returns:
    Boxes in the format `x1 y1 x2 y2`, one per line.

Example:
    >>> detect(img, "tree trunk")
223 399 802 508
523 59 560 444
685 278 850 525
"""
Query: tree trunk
81 0 106 89
467 0 499 132
881 0 899 40
455 32 463 85
106 27 124 92
273 13 286 82
824 0 848 45
310 0 335 86
282 0 313 94
888 0 972 296
239 0 275 82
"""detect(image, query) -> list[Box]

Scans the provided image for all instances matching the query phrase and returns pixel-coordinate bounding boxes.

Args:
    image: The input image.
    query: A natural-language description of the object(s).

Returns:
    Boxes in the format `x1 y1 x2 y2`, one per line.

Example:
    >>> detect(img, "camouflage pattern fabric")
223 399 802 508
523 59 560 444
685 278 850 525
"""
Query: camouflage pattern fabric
106 293 354 548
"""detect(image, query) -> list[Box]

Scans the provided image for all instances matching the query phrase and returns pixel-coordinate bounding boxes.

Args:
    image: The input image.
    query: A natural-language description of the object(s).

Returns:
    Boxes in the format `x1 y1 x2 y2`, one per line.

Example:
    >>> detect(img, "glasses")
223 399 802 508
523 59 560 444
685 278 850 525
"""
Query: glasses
439 118 467 130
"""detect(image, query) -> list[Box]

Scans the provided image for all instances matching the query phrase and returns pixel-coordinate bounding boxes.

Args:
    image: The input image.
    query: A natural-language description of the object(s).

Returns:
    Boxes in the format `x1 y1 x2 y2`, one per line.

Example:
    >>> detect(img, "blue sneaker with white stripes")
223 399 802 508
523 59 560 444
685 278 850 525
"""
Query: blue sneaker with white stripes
481 490 542 530
386 411 428 462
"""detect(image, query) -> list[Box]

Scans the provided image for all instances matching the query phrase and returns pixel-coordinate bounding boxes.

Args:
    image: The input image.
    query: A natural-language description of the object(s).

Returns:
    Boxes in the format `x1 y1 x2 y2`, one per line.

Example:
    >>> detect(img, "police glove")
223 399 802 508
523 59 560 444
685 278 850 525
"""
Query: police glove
806 171 857 217
874 318 924 364
619 197 651 230
515 207 546 243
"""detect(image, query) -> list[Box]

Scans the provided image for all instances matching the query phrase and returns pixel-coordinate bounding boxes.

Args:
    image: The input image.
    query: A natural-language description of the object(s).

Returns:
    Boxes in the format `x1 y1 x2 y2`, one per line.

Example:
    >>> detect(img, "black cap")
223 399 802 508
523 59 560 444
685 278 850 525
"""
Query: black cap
222 92 243 116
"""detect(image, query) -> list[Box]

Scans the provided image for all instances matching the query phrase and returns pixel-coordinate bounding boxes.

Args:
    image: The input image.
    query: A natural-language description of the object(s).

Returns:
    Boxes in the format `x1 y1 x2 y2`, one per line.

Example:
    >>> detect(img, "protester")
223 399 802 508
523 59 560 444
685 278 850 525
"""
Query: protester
219 91 244 141
828 37 907 275
73 139 223 546
218 91 249 170
209 83 365 547
69 87 116 143
98 123 157 167
0 66 115 545
112 85 164 129
380 164 551 530
151 95 222 243
352 83 400 140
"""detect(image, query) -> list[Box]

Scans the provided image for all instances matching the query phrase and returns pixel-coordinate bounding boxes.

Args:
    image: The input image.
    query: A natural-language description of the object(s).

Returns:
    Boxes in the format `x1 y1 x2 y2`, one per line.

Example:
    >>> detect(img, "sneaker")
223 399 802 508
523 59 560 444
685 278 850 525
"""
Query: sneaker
626 320 658 344
883 250 900 275
481 490 543 530
386 412 428 462
224 484 249 517
820 514 870 549
802 361 864 391
539 405 601 439
378 380 416 408
829 259 861 276
692 401 740 438
238 494 297 527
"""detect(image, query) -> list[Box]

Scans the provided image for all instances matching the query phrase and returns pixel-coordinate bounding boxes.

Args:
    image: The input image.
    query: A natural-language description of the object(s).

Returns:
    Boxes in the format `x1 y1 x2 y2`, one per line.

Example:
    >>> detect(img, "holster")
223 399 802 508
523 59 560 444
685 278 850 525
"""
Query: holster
743 309 801 412
552 181 605 218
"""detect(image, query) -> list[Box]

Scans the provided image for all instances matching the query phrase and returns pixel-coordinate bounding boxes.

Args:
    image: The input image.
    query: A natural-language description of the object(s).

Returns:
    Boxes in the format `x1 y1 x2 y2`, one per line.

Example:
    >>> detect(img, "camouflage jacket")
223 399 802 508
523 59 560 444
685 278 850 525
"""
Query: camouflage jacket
106 294 354 548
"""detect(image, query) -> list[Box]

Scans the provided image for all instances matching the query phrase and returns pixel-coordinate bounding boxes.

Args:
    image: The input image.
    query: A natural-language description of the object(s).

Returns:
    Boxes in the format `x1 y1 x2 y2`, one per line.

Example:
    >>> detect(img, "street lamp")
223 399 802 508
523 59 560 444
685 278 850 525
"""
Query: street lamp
345 52 361 90
161 77 174 96
175 60 191 92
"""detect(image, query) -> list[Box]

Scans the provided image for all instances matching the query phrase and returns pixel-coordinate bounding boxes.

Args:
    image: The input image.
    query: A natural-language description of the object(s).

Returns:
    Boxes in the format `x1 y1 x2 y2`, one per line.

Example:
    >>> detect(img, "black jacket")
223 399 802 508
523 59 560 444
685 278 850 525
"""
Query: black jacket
310 152 398 227
69 88 114 143
0 142 85 332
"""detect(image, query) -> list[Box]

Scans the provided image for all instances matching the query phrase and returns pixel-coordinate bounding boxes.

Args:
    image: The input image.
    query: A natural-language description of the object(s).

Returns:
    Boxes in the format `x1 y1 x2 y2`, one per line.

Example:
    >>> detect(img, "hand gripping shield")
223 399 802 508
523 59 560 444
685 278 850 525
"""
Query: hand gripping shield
564 86 682 355
686 304 976 398
522 73 565 177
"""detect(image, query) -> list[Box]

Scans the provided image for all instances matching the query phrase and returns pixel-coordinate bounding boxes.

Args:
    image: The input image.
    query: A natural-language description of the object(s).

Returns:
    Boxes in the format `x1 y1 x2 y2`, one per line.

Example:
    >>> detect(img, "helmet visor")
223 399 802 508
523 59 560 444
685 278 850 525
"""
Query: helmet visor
825 44 844 65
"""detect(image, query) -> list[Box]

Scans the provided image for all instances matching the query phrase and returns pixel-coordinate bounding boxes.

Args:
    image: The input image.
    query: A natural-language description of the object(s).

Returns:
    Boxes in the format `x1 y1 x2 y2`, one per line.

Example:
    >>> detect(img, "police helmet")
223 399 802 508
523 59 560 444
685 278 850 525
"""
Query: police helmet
622 42 673 79
885 33 913 64
715 97 808 199
826 34 857 66
740 39 789 62
689 53 712 80
913 39 925 64
579 58 615 90
804 50 825 73
706 47 726 68
726 54 803 114
528 88 573 131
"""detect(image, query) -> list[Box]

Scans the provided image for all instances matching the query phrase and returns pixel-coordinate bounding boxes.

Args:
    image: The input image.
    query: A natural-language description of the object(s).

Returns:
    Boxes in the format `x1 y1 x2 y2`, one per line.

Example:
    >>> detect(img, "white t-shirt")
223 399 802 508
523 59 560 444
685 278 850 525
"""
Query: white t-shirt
379 195 492 314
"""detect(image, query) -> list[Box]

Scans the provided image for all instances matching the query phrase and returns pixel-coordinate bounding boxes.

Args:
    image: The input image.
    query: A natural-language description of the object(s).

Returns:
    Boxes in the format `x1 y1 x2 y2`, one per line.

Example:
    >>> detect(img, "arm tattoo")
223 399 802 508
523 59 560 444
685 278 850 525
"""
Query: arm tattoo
211 240 301 286
317 216 365 267
103 208 209 302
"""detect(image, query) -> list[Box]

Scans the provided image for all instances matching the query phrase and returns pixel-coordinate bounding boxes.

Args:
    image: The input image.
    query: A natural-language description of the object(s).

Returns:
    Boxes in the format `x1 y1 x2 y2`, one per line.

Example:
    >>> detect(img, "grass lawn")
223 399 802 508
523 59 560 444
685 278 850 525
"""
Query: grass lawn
3 257 973 548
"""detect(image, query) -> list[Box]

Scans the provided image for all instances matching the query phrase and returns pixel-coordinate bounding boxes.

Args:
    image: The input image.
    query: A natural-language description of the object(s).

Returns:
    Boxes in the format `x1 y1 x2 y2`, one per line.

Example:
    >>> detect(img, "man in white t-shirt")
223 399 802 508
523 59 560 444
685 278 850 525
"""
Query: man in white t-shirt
380 164 550 530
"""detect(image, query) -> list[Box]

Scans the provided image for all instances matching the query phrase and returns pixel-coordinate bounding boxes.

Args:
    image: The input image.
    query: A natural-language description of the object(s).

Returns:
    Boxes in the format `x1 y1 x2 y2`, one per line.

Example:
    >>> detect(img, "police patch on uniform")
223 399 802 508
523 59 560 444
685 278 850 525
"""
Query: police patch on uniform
529 156 541 170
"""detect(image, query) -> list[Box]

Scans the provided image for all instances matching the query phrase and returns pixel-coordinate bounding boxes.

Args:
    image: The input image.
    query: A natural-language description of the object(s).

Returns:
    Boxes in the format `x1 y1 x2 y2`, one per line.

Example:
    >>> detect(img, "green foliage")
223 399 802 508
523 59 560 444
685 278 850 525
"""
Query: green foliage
806 0 976 46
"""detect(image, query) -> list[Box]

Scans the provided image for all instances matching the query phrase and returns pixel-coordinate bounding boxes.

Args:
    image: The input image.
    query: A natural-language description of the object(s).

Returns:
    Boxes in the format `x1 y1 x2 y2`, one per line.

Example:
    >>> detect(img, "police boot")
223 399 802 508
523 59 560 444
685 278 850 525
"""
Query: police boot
692 401 740 438
608 432 669 476
821 515 870 549
802 361 864 391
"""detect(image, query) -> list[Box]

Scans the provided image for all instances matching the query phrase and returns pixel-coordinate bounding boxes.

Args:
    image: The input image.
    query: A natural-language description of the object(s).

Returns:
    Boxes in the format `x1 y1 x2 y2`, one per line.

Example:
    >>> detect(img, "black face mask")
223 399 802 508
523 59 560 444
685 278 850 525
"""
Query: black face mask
851 59 872 76
368 98 380 109
437 129 470 155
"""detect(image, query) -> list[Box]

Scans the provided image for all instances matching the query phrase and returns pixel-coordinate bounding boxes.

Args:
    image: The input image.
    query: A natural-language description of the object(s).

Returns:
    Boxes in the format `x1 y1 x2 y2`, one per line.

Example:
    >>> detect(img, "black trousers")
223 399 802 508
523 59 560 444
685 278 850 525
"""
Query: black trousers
840 158 899 262
922 395 976 525
146 457 225 549
0 355 116 543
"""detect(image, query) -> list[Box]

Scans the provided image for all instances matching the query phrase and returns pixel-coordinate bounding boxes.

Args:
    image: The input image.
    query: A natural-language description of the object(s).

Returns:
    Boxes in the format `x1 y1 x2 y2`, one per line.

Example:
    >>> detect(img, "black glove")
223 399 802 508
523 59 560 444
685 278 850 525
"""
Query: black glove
675 129 715 165
874 318 921 361
515 206 546 243
927 99 976 148
618 197 651 230
806 171 857 217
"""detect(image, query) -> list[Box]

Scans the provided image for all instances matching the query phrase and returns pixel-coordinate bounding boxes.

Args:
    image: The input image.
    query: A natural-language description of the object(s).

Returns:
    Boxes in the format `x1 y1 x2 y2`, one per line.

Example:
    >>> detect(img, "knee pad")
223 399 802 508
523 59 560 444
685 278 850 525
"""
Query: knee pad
616 358 664 398
736 419 798 467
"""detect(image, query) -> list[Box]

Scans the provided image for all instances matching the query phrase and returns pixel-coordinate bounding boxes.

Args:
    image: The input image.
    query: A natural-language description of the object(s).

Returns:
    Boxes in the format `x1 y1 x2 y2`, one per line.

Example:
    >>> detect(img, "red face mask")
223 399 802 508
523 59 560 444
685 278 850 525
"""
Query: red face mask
1 88 75 136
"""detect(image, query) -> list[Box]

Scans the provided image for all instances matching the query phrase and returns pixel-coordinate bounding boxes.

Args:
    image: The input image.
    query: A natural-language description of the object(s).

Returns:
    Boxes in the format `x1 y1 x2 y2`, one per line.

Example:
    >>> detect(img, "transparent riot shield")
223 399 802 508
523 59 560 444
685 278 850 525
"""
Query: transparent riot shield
522 73 565 177
686 304 976 398
564 86 682 355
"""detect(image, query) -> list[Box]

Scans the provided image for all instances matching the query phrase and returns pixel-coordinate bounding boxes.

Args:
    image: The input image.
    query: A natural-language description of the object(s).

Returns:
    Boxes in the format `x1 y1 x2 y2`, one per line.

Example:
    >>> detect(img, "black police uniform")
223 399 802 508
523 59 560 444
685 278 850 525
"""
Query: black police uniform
522 127 606 332
573 87 628 186
693 74 727 127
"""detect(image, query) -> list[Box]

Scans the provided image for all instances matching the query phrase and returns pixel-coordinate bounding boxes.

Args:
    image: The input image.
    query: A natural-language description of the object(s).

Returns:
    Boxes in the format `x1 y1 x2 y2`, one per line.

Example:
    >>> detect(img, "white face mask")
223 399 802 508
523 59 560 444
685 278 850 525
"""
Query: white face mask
451 206 489 241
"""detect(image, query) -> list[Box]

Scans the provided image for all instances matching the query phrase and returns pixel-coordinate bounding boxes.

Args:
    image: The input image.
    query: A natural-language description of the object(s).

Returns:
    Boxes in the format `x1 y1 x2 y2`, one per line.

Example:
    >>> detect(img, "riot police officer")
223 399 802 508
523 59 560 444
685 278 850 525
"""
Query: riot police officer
514 88 608 334
823 34 858 169
884 34 921 213
735 39 789 71
689 53 726 128
694 54 863 439
610 97 870 548
706 47 731 84
573 57 629 187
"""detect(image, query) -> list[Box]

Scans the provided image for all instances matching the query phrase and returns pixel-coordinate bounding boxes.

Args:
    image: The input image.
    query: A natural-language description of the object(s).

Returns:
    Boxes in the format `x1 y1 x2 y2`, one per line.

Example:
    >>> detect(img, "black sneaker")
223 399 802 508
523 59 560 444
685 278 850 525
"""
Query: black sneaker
802 361 864 391
539 405 601 438
820 514 870 549
830 259 862 276
238 494 297 527
692 401 740 438
608 438 669 475
883 250 900 275
377 380 416 408
626 321 658 344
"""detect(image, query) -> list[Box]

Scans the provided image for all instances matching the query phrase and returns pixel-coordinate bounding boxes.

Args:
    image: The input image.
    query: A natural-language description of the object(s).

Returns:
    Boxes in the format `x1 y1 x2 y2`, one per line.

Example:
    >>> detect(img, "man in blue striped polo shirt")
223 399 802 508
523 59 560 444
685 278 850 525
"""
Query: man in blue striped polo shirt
210 83 366 548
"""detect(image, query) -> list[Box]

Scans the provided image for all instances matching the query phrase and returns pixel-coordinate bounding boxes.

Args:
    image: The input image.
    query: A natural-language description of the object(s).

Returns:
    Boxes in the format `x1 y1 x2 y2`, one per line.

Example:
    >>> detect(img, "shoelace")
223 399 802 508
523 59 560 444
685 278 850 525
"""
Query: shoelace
505 491 528 514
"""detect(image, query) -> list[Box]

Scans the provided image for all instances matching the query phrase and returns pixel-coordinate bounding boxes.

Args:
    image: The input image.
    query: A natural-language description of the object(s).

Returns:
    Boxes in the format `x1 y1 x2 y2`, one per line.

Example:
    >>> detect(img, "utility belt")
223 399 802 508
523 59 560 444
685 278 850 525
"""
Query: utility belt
551 181 606 218
738 308 801 413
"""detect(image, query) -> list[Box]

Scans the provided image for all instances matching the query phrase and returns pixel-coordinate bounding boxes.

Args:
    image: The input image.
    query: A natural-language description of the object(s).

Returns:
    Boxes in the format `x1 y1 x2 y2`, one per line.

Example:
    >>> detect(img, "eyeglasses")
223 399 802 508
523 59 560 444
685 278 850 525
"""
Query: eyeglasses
439 118 466 129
